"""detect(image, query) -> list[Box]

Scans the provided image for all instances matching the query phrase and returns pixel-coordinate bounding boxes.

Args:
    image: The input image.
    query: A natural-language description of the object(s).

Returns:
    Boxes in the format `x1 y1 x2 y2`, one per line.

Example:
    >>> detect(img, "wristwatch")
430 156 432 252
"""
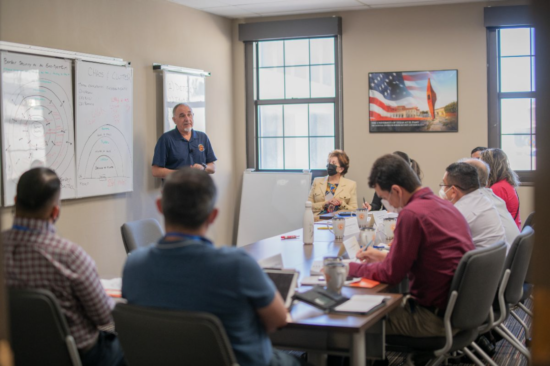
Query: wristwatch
201 163 207 171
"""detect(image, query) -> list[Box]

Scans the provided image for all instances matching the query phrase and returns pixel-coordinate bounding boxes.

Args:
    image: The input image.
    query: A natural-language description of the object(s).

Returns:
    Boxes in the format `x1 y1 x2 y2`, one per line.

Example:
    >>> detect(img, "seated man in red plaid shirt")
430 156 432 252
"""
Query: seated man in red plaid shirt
3 167 126 366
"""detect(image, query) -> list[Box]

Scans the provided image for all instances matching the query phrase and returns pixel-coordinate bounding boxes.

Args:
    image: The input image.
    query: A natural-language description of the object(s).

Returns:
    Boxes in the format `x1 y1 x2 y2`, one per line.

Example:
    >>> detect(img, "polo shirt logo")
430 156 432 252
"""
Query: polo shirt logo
198 144 205 152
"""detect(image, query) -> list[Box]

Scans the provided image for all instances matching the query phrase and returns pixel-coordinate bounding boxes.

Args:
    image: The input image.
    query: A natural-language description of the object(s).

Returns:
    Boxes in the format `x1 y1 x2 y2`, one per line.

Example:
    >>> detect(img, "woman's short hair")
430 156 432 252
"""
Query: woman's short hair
328 150 350 176
480 148 520 187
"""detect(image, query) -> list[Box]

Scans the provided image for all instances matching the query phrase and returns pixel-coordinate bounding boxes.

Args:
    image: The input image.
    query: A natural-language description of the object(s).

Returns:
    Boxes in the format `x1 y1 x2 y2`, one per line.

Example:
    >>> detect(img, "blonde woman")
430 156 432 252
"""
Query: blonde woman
308 150 358 214
480 148 521 229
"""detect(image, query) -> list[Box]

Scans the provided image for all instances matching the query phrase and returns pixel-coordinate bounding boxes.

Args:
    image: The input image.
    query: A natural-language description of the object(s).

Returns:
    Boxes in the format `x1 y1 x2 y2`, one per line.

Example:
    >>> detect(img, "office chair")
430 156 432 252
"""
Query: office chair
120 218 164 254
9 288 82 366
386 241 507 366
490 226 534 361
113 303 239 366
522 211 535 231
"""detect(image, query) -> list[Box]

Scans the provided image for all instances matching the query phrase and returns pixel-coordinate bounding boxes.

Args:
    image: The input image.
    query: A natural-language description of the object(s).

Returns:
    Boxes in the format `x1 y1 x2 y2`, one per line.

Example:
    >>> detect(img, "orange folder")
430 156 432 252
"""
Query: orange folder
347 278 380 289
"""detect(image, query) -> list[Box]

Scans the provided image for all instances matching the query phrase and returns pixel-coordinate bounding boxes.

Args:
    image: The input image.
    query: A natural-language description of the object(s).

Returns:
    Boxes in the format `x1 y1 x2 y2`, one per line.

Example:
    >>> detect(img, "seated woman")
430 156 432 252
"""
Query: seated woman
480 148 521 229
308 150 358 215
363 151 423 211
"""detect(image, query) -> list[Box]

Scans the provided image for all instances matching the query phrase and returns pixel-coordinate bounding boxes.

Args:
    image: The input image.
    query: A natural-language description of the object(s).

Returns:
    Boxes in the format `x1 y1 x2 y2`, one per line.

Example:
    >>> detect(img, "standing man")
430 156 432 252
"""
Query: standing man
152 103 217 178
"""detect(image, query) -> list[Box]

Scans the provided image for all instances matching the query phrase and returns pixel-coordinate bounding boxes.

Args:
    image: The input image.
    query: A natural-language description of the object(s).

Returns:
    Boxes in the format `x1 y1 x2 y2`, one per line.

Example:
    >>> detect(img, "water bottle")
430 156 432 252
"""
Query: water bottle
303 201 314 245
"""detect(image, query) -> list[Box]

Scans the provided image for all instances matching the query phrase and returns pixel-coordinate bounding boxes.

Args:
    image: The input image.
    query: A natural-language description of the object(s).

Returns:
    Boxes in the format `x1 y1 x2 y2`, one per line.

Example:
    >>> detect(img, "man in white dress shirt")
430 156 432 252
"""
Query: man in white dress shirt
462 158 520 246
439 162 508 250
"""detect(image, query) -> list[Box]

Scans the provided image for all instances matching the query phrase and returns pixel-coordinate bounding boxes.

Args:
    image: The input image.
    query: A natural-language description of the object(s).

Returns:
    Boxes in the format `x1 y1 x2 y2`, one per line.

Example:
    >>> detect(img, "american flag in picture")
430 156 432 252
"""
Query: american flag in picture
369 70 458 132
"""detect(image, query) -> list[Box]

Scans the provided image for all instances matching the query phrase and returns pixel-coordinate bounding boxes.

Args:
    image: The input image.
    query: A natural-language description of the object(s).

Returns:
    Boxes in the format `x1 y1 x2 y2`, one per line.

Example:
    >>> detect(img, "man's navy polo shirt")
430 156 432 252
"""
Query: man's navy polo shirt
152 128 217 169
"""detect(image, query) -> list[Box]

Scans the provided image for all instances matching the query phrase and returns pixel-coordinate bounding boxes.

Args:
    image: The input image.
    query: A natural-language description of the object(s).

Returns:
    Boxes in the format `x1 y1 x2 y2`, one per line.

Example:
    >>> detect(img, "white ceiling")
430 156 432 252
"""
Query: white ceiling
168 0 504 19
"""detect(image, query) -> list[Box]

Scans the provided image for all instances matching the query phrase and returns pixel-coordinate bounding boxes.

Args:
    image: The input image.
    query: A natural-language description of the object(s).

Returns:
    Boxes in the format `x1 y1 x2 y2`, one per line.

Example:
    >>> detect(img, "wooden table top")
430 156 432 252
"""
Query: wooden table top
241 225 402 332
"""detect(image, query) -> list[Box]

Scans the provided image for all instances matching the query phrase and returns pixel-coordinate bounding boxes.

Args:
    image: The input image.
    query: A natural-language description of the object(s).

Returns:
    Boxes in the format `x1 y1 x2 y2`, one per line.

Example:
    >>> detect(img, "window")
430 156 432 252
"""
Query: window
486 6 535 183
255 38 337 170
240 18 342 173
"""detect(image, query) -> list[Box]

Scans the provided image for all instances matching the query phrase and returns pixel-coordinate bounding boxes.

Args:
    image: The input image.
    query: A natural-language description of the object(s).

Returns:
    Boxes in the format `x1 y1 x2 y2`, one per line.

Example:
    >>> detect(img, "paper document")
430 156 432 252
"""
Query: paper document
334 294 389 314
344 216 360 236
101 278 122 290
301 276 361 286
310 260 323 275
343 236 361 260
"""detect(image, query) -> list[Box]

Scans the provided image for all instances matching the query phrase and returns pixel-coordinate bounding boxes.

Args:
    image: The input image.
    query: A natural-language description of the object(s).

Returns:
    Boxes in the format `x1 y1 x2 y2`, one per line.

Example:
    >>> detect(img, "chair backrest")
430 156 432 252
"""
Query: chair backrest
448 241 507 330
503 226 535 305
9 288 82 366
522 211 535 230
120 218 164 254
112 303 239 366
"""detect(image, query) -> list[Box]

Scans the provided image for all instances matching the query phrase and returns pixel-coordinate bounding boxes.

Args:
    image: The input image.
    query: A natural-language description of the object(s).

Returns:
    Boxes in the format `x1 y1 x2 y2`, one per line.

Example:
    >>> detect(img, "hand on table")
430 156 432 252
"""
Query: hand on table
355 247 387 264
329 198 341 206
191 163 205 170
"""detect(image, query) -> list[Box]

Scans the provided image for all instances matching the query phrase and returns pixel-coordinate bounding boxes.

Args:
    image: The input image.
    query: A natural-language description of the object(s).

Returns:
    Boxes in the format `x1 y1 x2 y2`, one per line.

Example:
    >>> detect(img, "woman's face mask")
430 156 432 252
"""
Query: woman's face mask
326 163 338 176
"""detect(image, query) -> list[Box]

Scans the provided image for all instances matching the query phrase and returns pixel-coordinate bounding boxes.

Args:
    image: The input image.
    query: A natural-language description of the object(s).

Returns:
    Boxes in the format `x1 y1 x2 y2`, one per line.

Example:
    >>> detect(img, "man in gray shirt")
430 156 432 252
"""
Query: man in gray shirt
439 162 508 251
462 158 520 247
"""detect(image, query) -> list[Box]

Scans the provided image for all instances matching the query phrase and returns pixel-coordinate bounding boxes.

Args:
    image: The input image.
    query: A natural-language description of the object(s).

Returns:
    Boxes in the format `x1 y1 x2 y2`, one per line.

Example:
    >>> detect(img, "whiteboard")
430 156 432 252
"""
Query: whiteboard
236 170 312 247
163 70 205 133
75 60 133 198
1 52 76 205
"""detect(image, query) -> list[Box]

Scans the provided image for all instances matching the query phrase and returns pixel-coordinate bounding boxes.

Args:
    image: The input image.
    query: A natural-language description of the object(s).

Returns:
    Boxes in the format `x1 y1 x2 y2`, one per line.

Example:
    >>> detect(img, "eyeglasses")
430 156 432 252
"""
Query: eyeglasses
439 183 465 191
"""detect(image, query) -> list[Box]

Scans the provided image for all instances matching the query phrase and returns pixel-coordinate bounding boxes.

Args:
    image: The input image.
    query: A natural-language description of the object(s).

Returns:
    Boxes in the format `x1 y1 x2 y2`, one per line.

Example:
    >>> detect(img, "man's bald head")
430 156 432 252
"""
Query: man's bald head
461 158 490 187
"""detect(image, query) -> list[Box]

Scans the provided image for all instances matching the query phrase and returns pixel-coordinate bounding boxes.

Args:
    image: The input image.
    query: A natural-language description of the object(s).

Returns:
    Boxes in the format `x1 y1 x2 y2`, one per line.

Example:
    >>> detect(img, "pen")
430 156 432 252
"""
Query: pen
373 245 386 249
363 197 366 205
281 235 300 240
317 227 333 230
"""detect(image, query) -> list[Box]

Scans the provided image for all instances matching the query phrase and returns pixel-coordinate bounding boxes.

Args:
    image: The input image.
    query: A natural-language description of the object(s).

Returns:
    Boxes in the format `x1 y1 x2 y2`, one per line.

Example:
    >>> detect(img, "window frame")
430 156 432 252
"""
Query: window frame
241 18 343 178
487 26 535 185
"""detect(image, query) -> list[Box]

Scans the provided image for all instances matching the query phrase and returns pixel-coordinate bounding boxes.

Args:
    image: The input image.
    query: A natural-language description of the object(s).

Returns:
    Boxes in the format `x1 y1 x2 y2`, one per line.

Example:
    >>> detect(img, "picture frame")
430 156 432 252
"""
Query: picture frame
369 69 458 133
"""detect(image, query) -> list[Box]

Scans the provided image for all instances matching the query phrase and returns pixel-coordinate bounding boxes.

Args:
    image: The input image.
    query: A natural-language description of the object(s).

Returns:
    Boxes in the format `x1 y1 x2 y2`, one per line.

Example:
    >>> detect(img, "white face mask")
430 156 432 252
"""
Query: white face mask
439 186 449 200
382 190 402 214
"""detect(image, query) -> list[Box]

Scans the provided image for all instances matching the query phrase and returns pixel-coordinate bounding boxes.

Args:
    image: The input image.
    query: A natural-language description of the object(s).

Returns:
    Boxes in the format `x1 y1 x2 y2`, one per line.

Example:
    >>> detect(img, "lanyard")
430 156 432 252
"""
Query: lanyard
158 232 212 248
12 224 32 232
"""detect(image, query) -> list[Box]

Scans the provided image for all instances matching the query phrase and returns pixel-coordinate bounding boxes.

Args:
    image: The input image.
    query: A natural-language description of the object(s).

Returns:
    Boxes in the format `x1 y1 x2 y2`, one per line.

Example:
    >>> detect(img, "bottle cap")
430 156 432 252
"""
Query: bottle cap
305 201 312 208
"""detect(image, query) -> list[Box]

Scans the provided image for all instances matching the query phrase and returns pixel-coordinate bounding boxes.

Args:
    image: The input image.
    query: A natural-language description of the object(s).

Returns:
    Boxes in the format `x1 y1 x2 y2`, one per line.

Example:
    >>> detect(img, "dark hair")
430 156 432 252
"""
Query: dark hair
471 146 487 155
162 168 217 229
480 148 520 187
445 162 480 193
16 168 61 213
328 150 350 176
392 151 411 165
368 154 421 193
410 159 423 181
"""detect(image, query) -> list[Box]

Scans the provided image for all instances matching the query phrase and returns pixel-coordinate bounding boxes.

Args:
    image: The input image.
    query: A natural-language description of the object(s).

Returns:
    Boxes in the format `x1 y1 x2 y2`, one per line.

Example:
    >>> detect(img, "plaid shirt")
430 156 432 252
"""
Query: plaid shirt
3 217 114 350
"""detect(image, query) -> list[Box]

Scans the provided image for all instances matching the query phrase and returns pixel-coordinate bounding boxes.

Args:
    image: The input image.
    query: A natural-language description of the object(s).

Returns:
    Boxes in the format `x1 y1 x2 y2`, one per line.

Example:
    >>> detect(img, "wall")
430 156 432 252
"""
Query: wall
0 0 235 277
232 0 534 232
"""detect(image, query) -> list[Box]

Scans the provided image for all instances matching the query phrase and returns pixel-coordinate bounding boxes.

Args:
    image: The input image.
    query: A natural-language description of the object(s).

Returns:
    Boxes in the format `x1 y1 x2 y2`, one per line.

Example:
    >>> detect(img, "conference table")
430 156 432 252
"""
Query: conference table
242 225 403 366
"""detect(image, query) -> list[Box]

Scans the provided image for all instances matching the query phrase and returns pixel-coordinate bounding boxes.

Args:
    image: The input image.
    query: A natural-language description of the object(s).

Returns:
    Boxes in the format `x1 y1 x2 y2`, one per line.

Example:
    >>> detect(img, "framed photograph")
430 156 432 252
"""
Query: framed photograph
369 69 458 132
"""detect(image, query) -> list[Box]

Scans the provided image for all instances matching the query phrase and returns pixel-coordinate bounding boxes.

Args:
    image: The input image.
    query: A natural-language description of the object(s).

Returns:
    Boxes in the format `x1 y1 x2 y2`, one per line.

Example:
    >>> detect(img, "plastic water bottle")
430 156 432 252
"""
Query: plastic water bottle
303 201 314 245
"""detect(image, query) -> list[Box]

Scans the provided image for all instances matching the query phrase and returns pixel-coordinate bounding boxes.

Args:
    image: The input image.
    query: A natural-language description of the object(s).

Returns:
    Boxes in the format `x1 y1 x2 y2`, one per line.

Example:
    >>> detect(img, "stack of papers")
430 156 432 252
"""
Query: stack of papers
101 278 122 298
333 294 389 314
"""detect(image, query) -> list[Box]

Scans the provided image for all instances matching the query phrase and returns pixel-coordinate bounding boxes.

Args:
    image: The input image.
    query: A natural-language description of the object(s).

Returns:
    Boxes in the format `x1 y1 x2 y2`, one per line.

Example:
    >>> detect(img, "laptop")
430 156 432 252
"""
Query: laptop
264 269 299 309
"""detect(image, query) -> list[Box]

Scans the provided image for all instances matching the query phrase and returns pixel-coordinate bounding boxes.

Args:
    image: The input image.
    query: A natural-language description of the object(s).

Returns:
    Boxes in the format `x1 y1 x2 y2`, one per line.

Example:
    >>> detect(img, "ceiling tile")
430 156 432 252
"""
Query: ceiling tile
167 0 227 9
202 6 261 17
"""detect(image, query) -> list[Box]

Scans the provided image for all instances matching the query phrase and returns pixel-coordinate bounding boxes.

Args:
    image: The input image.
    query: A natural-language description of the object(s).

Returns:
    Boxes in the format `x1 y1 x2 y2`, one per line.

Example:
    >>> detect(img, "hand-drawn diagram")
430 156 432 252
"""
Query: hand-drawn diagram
75 60 133 197
77 124 131 181
6 79 75 177
1 52 76 204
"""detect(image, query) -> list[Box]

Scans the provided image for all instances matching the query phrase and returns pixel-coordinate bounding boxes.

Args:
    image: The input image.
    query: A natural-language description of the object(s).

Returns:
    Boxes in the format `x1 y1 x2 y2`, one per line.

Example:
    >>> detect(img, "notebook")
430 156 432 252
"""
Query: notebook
264 269 299 308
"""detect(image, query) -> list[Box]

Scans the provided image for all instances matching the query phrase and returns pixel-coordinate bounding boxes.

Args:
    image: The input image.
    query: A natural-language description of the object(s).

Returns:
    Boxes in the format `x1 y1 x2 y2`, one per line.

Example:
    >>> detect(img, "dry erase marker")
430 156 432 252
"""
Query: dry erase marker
281 235 300 240
317 227 333 230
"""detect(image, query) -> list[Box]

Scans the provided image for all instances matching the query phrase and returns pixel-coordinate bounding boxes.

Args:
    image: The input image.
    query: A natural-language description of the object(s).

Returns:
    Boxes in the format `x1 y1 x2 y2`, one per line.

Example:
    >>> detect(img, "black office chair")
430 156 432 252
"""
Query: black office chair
112 303 239 366
120 218 164 254
490 226 534 361
522 211 535 231
386 241 507 366
9 288 82 366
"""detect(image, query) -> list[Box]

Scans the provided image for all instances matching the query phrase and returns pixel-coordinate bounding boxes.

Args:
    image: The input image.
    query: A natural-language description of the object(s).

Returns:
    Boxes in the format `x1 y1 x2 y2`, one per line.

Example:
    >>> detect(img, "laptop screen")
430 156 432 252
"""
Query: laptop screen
264 269 298 308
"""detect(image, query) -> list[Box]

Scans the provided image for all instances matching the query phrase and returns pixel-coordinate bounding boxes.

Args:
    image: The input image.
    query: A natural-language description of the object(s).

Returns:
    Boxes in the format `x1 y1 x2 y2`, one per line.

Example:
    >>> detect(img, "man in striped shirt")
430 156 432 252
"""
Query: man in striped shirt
3 167 126 366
